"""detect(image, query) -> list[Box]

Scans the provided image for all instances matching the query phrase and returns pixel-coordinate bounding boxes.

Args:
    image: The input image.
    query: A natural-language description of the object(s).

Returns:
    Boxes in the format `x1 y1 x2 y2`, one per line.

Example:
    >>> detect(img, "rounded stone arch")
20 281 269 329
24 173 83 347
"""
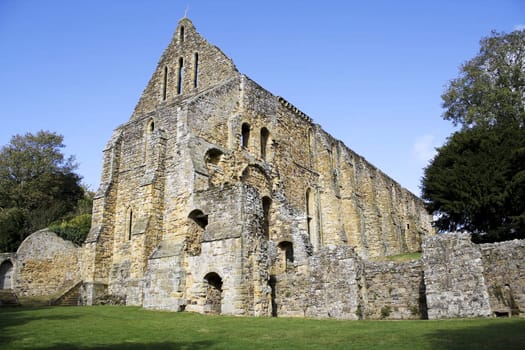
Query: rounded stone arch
204 148 223 166
203 272 223 314
188 209 208 229
186 209 208 256
240 164 272 197
0 259 14 290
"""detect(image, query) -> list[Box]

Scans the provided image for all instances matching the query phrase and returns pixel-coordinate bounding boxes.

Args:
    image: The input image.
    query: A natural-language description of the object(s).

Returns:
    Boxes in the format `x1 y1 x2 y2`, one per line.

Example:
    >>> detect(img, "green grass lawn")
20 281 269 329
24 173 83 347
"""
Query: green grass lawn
1 306 524 350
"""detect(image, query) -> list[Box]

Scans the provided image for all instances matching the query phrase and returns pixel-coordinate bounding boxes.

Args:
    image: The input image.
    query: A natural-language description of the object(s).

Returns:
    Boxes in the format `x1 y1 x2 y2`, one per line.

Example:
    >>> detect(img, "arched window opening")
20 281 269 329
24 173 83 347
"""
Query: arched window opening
204 272 222 314
162 66 168 100
177 57 184 95
145 119 155 163
127 208 133 240
205 148 223 166
241 123 250 149
278 241 294 270
260 127 270 160
0 260 14 290
189 209 208 229
180 26 185 42
262 196 272 239
193 52 199 88
187 209 207 256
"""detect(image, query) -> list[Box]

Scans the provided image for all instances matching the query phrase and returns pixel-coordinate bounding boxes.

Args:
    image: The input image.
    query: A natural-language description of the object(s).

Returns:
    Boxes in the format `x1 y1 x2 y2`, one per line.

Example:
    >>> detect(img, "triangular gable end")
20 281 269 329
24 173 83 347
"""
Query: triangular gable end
131 18 239 120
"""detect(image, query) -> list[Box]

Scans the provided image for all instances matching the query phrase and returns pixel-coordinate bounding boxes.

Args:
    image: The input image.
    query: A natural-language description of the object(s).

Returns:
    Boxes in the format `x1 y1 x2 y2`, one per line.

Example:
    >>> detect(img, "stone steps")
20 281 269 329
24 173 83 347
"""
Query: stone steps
51 282 82 306
0 289 20 306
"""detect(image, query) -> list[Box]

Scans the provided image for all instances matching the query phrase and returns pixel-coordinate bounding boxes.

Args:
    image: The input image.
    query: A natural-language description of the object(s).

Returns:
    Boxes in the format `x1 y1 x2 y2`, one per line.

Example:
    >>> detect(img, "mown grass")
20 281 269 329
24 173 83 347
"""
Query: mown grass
1 306 524 349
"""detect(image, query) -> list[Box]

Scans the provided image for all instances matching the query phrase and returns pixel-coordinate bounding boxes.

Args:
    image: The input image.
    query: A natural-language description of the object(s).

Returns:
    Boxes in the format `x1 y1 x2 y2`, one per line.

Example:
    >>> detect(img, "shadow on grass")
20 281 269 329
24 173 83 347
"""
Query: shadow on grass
0 307 80 346
37 341 214 350
426 319 525 350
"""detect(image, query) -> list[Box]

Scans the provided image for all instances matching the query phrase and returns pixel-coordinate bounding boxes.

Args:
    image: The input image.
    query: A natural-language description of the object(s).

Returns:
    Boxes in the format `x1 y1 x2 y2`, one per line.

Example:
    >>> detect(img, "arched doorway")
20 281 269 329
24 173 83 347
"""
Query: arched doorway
0 260 14 289
204 272 222 315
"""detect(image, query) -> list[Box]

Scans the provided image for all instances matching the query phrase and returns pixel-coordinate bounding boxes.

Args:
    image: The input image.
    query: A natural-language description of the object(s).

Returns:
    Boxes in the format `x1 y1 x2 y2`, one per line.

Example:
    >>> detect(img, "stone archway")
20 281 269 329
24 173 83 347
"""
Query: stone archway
0 260 14 290
203 272 222 315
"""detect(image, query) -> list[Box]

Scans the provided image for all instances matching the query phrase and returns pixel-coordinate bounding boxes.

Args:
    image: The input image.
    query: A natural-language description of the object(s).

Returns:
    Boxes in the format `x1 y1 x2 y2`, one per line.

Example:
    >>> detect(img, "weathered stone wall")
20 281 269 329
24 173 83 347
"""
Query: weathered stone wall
480 239 525 316
80 17 434 315
14 229 80 297
361 260 426 319
422 233 492 319
271 246 360 320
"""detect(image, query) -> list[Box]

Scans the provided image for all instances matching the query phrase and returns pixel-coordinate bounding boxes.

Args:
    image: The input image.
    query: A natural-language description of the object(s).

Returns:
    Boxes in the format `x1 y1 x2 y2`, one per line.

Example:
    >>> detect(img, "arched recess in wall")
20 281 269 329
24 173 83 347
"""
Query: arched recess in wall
187 209 208 256
262 196 272 239
203 272 222 315
306 188 320 251
0 260 14 289
260 127 270 161
277 241 294 272
241 123 250 150
144 118 155 163
240 164 272 197
204 148 223 166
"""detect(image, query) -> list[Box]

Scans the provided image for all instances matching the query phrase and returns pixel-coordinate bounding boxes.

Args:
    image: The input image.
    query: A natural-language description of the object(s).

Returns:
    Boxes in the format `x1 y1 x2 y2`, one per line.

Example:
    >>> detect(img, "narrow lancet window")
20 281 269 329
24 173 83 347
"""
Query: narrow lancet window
241 123 250 149
180 26 185 42
194 52 199 88
177 57 184 95
128 209 133 240
262 196 272 239
260 127 269 160
162 66 168 100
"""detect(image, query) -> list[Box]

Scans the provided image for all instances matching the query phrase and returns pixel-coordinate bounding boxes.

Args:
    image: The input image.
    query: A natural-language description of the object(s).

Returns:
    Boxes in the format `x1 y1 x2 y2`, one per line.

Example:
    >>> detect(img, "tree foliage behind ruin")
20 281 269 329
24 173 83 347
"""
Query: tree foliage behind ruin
422 30 525 242
0 130 91 251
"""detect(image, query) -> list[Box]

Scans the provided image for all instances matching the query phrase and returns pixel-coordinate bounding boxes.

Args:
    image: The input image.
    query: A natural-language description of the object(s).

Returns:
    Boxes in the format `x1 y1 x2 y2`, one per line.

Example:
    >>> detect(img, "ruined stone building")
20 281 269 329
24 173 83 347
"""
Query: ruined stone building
2 18 523 319
79 17 432 316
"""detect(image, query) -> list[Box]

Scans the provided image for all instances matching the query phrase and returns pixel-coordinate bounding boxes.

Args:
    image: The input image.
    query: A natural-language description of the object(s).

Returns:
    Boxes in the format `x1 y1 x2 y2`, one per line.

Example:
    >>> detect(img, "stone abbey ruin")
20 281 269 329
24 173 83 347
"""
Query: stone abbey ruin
1 18 524 319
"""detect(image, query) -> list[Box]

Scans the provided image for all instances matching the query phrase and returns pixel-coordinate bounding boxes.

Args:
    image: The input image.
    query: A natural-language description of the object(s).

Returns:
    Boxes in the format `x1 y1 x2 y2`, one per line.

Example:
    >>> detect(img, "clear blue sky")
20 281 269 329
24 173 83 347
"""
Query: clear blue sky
1 0 523 195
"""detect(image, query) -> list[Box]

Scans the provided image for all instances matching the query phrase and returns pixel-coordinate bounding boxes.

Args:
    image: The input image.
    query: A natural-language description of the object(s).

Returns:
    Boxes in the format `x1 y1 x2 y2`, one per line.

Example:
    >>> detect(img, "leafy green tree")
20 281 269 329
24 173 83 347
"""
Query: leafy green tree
0 131 85 251
423 30 525 242
422 126 525 241
442 30 525 129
